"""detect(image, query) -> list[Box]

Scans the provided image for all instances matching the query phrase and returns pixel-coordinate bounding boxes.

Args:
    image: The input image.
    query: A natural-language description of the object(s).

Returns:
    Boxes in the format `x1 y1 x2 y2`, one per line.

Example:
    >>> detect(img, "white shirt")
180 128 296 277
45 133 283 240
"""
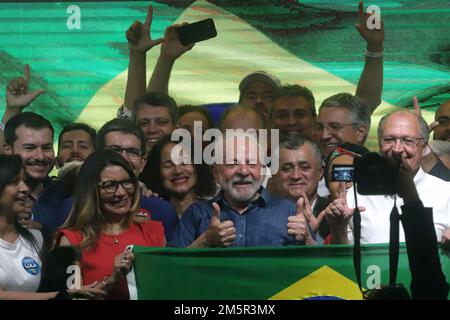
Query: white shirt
0 229 43 292
346 168 450 244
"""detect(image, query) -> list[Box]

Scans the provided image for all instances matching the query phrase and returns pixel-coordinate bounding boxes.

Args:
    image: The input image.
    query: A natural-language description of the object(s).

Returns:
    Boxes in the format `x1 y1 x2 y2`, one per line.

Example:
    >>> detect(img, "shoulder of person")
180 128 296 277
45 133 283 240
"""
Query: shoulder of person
134 219 164 232
141 194 174 209
421 171 450 196
56 228 82 245
29 228 44 250
133 220 165 245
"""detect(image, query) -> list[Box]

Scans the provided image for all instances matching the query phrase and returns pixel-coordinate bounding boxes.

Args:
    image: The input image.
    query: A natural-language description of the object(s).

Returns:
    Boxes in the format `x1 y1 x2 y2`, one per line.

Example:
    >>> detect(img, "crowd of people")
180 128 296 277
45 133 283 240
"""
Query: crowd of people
0 2 448 300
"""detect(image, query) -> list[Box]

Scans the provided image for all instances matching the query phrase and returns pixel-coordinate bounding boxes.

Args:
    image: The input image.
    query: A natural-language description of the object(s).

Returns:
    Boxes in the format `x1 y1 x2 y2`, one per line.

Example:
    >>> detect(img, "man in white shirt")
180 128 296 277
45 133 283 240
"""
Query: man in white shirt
328 110 450 245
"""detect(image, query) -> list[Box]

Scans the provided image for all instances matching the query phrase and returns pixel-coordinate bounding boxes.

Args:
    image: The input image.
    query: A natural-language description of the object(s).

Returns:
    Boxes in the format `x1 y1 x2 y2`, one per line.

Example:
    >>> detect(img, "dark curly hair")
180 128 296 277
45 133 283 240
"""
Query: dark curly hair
139 134 216 200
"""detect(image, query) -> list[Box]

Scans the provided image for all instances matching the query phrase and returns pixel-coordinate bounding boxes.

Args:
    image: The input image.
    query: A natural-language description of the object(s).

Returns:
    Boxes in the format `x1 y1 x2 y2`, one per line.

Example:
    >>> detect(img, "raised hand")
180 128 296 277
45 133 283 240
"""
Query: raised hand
355 1 384 51
327 182 366 219
298 192 325 232
6 64 45 111
325 182 365 244
416 95 441 132
159 24 195 61
287 196 314 244
202 202 236 247
126 5 163 53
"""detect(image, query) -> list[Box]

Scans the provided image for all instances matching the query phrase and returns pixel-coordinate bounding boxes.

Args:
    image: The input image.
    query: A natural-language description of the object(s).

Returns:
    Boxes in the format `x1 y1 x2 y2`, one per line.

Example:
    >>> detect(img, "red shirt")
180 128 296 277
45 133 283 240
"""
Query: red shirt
60 220 164 299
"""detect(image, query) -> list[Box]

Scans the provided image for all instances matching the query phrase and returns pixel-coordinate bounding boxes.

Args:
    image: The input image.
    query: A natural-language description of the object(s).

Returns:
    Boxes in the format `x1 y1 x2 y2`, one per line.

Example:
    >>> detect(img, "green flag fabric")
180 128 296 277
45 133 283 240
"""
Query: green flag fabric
127 244 450 300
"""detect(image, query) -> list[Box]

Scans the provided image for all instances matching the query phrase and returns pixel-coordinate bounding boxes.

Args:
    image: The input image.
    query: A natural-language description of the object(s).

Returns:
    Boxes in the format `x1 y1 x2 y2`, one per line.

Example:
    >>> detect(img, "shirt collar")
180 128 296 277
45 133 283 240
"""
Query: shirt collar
413 166 426 186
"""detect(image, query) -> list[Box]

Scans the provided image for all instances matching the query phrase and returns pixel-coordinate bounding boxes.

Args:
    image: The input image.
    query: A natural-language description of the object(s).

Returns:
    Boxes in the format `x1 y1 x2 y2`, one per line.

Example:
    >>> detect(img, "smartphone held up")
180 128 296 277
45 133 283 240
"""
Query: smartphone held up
176 18 217 46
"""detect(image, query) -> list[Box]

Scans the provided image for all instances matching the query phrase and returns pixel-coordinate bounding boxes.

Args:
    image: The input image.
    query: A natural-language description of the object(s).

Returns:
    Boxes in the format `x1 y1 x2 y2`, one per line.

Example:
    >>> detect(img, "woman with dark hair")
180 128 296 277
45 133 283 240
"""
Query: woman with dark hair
140 135 217 218
0 155 54 299
57 150 165 300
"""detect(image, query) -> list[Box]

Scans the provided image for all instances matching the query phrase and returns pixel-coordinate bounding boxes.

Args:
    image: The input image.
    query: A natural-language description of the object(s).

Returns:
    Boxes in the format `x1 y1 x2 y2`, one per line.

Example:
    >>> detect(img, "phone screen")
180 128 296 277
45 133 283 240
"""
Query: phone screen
177 18 217 46
331 165 355 182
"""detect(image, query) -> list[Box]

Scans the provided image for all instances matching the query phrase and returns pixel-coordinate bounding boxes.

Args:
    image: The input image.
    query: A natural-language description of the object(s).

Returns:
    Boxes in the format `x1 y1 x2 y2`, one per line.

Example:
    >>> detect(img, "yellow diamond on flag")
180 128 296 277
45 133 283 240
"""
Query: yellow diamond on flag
269 266 364 300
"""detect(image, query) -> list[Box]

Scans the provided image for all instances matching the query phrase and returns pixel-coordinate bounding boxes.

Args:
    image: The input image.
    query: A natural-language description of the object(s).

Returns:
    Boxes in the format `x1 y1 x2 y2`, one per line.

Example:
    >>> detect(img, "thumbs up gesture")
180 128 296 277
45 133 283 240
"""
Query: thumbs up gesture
202 202 236 247
287 195 315 244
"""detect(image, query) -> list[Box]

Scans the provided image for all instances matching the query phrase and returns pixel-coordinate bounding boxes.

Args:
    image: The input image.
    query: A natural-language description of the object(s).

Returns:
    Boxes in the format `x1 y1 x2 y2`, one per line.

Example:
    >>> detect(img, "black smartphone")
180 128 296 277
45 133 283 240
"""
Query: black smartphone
176 18 217 46
331 165 355 182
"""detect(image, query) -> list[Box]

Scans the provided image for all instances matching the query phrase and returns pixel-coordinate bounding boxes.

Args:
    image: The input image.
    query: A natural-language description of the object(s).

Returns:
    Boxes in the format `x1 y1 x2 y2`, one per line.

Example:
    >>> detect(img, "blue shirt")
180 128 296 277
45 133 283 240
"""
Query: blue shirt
170 187 306 247
59 195 178 241
32 178 70 235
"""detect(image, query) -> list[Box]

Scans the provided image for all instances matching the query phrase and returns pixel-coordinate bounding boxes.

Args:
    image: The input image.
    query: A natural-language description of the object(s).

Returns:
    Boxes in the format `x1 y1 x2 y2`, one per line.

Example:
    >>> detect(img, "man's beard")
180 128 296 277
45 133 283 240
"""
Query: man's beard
219 174 262 204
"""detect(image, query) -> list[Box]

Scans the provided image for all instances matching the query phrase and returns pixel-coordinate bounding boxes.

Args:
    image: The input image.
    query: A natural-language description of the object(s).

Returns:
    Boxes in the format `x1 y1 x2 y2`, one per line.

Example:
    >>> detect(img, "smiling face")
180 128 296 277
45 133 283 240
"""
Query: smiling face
57 129 94 167
160 143 197 198
135 105 175 151
215 137 263 206
0 171 31 216
317 107 365 157
98 165 135 219
275 143 323 202
271 96 316 139
379 112 425 174
7 125 54 183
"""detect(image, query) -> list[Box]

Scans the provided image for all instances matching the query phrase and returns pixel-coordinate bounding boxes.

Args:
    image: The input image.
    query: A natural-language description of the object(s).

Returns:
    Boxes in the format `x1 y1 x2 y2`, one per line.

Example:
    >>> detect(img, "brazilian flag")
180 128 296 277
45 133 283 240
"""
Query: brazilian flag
127 244 450 300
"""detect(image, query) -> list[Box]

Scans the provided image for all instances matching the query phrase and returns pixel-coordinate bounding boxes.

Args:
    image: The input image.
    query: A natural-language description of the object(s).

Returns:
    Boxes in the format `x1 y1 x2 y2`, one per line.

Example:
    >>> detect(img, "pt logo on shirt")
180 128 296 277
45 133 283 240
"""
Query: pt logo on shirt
22 257 40 275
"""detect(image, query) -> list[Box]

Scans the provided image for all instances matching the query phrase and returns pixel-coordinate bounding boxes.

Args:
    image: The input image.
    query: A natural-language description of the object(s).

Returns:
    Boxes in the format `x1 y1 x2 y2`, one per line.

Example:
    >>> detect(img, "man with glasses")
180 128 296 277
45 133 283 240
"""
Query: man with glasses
328 110 450 245
58 118 178 241
316 93 371 158
315 93 371 198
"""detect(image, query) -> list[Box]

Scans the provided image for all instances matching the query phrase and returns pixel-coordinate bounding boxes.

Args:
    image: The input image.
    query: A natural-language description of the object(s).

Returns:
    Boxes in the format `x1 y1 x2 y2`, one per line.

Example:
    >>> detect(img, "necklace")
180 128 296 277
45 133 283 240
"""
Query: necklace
104 230 122 245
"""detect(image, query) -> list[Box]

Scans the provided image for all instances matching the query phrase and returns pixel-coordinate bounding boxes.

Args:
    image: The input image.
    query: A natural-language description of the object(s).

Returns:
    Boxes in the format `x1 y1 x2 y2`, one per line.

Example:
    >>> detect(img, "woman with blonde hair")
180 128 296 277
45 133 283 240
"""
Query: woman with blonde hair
57 150 165 299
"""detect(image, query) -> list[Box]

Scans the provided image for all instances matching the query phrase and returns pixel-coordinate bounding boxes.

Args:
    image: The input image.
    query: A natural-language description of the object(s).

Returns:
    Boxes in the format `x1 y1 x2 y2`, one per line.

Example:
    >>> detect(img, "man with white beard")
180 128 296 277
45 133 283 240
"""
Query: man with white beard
170 133 317 247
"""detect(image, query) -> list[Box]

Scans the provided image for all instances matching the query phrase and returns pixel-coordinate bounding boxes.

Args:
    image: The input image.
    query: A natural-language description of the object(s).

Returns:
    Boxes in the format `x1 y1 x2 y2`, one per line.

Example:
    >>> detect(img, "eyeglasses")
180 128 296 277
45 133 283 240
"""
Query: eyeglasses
316 122 354 132
105 146 143 159
380 136 424 147
98 178 135 194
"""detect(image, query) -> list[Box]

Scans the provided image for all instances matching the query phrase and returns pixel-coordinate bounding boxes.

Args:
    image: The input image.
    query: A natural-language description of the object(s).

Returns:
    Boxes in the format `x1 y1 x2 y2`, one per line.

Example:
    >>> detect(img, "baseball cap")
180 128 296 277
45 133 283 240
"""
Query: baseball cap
239 71 281 93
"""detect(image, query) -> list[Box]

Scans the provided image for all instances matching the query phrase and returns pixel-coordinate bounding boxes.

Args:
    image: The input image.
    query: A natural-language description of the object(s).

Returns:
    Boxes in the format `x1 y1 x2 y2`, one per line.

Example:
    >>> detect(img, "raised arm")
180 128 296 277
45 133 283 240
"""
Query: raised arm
1 64 45 154
147 24 194 95
122 5 163 115
354 1 385 113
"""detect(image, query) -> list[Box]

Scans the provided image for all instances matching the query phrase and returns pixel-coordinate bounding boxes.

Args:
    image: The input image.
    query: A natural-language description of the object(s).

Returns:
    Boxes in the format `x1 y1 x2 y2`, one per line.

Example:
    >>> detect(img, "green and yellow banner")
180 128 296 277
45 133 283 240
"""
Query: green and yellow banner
127 244 450 300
